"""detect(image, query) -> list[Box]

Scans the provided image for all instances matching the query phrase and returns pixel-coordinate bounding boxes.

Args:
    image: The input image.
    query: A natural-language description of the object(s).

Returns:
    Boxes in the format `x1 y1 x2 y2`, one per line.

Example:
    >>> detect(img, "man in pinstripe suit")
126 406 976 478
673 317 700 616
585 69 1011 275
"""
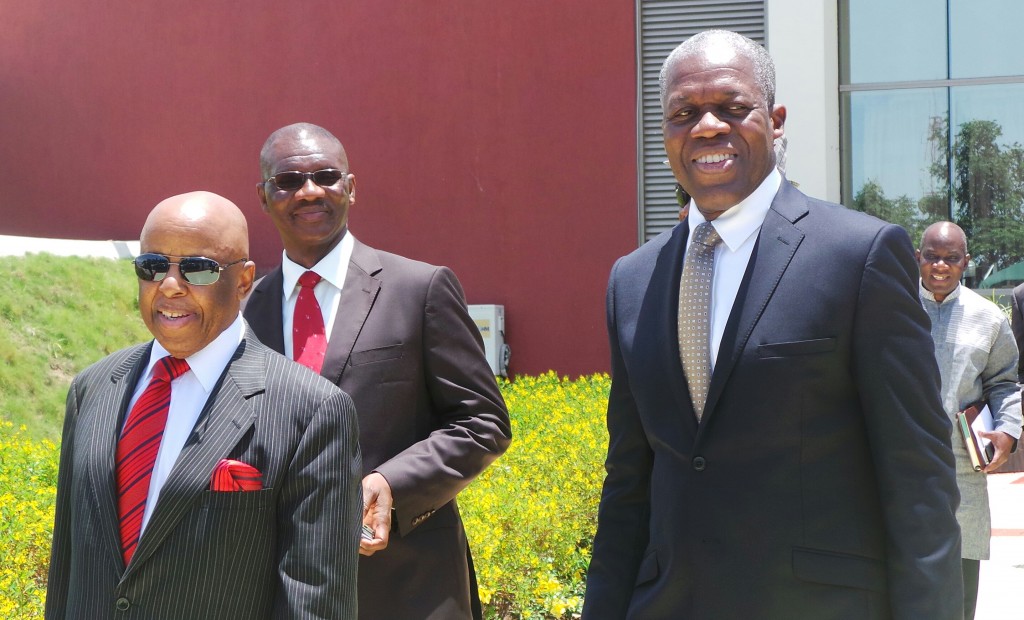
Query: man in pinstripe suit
46 191 363 619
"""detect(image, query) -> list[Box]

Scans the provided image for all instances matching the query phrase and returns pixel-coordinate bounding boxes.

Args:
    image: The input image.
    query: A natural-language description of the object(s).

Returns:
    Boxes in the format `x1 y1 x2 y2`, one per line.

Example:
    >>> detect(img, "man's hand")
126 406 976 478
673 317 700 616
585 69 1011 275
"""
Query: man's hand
360 472 393 556
979 430 1016 473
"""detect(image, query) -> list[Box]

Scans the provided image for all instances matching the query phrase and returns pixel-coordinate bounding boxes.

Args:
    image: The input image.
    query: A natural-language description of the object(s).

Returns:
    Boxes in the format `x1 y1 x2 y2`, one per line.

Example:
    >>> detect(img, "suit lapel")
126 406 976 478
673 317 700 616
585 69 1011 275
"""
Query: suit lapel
89 344 152 573
322 240 382 385
244 267 286 353
634 223 698 423
123 336 265 578
701 183 807 424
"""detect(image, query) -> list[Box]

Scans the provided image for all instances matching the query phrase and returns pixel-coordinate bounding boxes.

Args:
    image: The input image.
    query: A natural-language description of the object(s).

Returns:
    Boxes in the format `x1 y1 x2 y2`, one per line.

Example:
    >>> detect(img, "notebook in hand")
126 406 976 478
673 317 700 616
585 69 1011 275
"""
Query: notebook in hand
956 401 995 471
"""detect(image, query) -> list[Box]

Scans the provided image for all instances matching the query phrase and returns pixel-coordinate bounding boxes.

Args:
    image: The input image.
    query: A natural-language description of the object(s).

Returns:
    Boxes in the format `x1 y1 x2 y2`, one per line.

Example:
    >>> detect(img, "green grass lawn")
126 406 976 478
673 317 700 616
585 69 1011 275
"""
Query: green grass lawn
0 254 150 438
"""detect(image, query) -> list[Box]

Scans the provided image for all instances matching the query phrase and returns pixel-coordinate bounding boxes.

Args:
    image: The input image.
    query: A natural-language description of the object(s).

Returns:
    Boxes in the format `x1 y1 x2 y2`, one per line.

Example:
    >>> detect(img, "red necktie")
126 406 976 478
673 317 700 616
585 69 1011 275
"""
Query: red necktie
116 355 190 566
294 271 327 373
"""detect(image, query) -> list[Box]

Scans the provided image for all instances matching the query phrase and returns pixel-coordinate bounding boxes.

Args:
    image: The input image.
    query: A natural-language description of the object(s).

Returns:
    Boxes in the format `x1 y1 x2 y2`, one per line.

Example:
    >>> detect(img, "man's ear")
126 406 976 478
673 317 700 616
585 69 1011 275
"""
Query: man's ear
237 260 256 299
257 183 269 213
347 174 357 206
771 104 787 139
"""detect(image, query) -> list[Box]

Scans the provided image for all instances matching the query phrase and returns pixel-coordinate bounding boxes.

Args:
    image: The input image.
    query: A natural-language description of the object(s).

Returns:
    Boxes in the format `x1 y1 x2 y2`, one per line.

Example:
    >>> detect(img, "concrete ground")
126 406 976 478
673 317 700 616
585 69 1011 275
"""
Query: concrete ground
976 472 1024 617
0 234 137 259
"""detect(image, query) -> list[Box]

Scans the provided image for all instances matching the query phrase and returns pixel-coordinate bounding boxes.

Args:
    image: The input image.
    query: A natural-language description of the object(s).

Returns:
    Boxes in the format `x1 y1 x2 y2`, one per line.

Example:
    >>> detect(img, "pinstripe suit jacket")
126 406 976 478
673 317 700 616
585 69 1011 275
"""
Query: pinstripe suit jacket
244 240 511 620
46 329 362 619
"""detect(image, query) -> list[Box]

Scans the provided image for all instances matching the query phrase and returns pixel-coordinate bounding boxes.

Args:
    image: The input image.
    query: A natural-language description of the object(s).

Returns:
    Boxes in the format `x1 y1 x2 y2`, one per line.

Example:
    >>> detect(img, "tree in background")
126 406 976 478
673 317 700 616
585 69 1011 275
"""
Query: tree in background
853 117 1024 283
851 180 930 246
949 120 1024 282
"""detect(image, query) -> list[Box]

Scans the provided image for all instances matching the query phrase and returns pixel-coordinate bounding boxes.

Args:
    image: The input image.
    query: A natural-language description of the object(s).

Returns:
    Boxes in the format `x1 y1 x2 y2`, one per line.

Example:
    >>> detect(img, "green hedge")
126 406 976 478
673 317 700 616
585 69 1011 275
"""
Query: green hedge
0 423 57 618
464 372 607 618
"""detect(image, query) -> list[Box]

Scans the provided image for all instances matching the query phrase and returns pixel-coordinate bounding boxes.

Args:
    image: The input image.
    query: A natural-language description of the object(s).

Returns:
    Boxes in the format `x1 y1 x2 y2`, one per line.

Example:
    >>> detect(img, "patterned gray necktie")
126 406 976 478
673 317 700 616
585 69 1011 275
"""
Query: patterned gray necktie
678 221 722 420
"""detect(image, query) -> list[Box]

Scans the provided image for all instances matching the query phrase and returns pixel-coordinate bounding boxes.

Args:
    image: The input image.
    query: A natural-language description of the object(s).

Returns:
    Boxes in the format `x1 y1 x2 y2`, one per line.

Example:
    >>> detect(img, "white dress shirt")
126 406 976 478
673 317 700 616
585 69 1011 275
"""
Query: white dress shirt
280 231 355 359
686 168 782 370
127 313 246 534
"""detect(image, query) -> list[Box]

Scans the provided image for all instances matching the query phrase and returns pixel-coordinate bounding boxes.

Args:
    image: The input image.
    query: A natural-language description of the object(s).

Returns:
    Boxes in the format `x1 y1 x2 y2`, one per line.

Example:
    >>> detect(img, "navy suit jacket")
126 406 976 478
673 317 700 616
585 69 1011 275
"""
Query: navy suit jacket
583 182 962 619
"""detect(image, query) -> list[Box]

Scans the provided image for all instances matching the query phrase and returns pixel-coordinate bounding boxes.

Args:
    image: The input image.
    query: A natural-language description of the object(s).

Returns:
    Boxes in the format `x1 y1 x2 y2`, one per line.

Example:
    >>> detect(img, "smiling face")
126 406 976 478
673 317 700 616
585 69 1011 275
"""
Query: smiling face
258 127 355 268
661 41 785 219
138 192 255 358
917 223 969 302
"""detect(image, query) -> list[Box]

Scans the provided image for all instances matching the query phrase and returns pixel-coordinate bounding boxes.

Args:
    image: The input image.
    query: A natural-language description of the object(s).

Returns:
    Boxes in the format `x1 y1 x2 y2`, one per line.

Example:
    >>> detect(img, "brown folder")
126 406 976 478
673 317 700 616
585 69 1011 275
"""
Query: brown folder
956 401 995 471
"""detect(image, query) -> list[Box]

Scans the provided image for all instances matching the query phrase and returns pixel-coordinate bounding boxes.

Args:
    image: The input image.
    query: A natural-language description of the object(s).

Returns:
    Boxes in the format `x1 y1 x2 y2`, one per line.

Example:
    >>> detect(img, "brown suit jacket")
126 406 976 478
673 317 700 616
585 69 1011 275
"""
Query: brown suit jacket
244 239 511 620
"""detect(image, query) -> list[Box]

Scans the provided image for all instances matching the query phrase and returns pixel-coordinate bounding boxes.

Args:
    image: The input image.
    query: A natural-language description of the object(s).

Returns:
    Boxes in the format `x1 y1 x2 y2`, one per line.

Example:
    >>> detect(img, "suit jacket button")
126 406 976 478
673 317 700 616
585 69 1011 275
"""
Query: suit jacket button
115 597 131 611
692 456 706 471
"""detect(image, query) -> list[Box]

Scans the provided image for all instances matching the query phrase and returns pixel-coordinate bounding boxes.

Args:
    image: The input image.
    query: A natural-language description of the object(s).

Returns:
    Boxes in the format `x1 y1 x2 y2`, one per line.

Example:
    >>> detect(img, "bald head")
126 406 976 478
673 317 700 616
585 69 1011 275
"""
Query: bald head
142 191 250 259
260 123 347 179
137 191 256 358
660 30 776 109
920 221 967 254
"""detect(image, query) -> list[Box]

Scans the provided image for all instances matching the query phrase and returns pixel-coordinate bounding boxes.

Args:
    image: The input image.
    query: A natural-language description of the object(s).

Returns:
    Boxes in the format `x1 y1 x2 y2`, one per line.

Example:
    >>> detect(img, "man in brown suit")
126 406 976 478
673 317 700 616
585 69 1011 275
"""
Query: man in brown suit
243 123 512 619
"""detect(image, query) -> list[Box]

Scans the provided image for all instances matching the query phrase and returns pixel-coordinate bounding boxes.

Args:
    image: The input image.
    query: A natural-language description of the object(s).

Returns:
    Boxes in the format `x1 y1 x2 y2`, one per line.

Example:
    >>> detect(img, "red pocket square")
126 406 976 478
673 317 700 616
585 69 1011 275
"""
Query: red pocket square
210 459 263 492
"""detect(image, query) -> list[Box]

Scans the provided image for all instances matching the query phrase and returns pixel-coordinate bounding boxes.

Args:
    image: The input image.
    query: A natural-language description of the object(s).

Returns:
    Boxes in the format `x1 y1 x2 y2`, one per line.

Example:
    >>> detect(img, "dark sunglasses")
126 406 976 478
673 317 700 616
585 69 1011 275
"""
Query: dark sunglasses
265 168 346 191
133 253 248 286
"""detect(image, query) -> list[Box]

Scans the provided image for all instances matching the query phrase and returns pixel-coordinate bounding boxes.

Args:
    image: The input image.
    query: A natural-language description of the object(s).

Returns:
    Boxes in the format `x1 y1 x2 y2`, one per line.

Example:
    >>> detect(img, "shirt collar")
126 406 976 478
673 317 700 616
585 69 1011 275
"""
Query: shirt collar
687 168 782 251
281 230 355 300
919 279 962 304
147 313 245 393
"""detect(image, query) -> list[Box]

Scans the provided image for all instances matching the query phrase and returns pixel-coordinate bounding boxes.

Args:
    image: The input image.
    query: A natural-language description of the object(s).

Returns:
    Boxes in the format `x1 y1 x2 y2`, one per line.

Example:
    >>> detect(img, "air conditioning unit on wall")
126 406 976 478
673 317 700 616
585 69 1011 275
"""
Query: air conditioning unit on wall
468 304 510 377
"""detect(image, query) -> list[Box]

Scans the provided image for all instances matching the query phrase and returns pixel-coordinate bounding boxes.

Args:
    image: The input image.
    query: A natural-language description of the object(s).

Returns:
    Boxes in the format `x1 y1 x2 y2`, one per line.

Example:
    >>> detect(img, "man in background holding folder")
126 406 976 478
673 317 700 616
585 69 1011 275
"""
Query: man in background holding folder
917 220 1022 619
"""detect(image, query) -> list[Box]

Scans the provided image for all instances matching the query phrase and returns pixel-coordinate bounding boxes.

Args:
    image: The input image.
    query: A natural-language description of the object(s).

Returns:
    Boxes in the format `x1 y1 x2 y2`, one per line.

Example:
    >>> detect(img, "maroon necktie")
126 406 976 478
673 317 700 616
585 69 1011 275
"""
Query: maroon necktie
116 355 190 566
294 271 327 373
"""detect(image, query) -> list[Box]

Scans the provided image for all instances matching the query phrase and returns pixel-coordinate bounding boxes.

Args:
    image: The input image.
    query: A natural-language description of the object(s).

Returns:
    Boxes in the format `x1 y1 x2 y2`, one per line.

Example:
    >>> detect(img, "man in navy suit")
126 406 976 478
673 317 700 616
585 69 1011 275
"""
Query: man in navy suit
583 30 962 619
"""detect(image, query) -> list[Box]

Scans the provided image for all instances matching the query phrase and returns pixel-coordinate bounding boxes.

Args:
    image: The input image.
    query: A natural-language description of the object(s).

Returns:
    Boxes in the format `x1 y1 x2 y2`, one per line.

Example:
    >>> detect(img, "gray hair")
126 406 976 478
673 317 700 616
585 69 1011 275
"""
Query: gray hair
659 30 776 109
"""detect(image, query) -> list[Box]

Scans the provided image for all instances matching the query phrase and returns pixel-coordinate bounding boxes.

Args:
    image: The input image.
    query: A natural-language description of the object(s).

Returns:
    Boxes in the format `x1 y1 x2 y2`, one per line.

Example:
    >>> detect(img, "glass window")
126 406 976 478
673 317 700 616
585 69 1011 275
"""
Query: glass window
843 89 949 242
948 83 1024 281
950 0 1024 79
840 0 947 84
840 0 1024 288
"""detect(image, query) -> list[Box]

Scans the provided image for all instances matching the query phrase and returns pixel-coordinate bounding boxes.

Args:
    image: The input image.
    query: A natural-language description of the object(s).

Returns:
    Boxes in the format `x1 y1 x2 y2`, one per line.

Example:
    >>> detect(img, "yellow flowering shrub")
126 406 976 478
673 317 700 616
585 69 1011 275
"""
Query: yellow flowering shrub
0 422 57 618
462 371 610 619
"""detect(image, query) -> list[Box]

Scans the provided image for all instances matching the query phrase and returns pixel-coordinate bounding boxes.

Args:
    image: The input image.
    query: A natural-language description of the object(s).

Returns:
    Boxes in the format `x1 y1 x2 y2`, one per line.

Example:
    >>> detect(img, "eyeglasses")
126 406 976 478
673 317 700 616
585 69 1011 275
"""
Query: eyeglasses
265 168 346 191
133 253 248 286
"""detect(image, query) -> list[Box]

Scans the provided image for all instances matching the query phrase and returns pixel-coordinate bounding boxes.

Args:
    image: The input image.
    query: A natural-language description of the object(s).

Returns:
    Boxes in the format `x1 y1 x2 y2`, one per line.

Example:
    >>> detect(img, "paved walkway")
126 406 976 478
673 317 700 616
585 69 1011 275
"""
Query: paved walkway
976 472 1024 617
0 234 137 259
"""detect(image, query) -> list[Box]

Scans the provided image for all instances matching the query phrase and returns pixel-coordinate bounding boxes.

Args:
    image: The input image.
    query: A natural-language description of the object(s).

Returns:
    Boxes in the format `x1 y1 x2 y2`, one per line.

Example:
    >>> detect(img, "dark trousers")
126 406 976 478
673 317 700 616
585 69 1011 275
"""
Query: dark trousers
963 558 980 620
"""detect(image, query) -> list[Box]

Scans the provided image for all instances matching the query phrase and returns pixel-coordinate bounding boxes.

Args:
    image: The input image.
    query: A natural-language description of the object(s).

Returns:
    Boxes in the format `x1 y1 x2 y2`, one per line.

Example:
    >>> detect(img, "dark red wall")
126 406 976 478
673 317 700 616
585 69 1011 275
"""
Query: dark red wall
0 1 638 376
